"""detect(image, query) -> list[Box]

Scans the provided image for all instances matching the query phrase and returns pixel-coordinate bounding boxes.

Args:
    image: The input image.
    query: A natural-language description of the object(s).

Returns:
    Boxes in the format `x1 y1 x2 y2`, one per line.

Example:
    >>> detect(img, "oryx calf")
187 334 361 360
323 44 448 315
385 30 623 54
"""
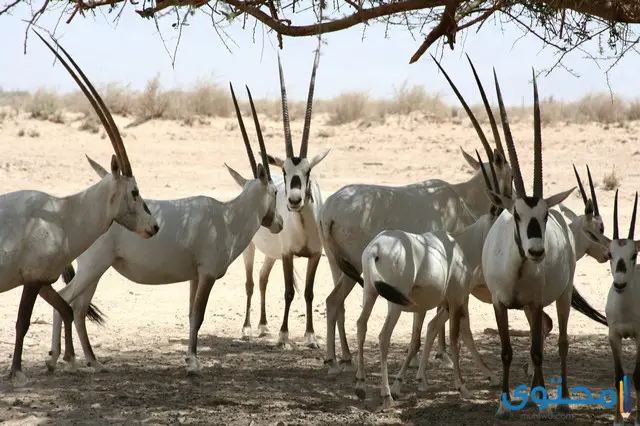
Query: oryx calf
0 31 158 386
47 84 283 376
482 69 579 419
600 190 640 426
354 150 504 409
240 39 329 349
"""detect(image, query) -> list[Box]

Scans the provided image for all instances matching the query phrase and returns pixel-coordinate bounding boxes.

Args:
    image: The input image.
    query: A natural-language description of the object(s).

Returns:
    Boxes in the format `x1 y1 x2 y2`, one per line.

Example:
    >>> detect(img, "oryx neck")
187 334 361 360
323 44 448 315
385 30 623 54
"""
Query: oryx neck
451 171 492 217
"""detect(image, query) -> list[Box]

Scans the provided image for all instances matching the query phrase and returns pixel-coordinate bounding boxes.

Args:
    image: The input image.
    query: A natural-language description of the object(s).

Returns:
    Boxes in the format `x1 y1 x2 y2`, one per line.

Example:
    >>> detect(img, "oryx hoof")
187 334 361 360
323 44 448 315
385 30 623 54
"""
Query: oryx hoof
326 360 342 376
355 380 366 400
241 326 252 341
258 324 270 337
458 385 472 399
63 356 78 374
380 395 397 411
276 340 294 351
340 359 356 373
185 356 202 377
390 380 403 399
304 333 321 349
45 357 58 372
417 378 428 392
495 401 511 420
9 370 28 388
435 352 454 370
488 374 501 388
87 361 108 373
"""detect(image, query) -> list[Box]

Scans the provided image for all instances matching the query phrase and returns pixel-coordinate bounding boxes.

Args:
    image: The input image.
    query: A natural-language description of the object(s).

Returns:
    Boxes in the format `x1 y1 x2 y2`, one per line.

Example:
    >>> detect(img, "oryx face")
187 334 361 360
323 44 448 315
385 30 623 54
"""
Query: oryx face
582 210 609 263
512 197 550 263
269 152 329 212
608 239 639 293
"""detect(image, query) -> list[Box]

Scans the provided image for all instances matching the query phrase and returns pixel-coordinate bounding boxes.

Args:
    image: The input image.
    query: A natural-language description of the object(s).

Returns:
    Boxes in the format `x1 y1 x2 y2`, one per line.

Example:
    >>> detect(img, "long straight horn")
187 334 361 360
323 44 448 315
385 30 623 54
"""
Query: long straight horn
586 165 600 216
493 68 526 197
613 189 620 240
299 37 321 158
34 31 131 175
277 53 294 158
475 149 500 197
229 83 257 178
532 69 543 198
431 54 493 162
629 192 638 240
466 54 504 157
572 165 588 205
246 85 271 179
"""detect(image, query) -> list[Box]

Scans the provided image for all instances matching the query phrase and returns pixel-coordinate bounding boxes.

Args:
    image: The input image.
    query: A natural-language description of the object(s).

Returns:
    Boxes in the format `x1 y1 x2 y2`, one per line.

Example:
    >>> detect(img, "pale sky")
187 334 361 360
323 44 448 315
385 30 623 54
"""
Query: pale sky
1 2 639 105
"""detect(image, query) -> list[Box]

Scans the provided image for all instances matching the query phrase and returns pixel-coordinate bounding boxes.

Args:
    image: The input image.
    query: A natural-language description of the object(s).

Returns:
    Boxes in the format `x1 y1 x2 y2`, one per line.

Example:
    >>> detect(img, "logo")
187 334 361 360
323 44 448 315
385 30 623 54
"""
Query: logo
501 376 631 416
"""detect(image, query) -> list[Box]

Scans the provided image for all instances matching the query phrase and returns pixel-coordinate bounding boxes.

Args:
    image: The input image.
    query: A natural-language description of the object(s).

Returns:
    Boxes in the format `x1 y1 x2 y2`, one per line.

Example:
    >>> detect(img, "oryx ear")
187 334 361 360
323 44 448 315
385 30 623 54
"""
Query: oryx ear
486 188 513 210
261 152 285 168
558 203 579 222
85 154 109 178
256 163 269 185
225 163 248 187
460 147 480 170
493 149 506 167
584 199 595 220
110 154 121 177
309 150 330 169
545 187 576 209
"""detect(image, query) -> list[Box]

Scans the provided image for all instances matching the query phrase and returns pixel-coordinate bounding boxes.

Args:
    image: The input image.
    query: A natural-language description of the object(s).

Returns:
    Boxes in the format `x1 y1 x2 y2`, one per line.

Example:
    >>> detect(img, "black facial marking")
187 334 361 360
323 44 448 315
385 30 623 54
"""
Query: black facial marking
143 203 151 214
290 175 302 190
527 218 543 239
616 258 627 274
291 157 302 166
132 189 139 199
523 196 540 208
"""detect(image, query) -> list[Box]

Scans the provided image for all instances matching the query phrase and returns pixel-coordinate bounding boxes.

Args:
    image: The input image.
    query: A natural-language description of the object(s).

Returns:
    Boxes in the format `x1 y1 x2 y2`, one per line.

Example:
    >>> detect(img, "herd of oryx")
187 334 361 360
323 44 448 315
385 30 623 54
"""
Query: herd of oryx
2 30 639 424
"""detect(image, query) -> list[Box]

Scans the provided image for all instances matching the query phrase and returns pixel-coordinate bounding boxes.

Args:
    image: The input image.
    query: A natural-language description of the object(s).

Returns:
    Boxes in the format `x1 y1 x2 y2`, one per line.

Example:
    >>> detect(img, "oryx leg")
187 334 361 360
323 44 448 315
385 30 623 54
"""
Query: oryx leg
377 303 403 409
524 308 553 377
458 299 499 387
39 285 77 373
277 254 295 349
392 310 426 398
434 302 453 369
66 278 106 372
553 286 572 414
449 303 471 398
416 307 449 391
528 304 552 418
609 331 624 426
10 283 44 386
186 272 216 376
258 256 276 337
303 254 322 349
354 281 380 402
189 279 197 318
494 301 513 419
241 242 255 340
325 271 357 375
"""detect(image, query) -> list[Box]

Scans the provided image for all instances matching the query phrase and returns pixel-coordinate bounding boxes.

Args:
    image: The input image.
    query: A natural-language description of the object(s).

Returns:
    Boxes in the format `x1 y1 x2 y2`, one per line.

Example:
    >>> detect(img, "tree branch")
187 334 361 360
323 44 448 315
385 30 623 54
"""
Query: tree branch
409 0 461 63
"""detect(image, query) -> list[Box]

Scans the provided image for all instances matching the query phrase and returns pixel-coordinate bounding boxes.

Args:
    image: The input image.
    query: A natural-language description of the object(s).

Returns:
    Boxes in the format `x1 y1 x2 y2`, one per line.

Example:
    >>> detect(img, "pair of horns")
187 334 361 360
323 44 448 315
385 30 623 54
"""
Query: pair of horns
573 165 600 216
613 190 639 240
475 149 500 198
431 54 505 167
277 36 321 159
230 83 271 180
33 30 133 177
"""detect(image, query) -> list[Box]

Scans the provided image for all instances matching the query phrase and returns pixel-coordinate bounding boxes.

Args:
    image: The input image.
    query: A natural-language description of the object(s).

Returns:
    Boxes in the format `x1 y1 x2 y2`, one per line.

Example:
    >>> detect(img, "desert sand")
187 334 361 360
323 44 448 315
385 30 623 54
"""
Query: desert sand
0 110 638 425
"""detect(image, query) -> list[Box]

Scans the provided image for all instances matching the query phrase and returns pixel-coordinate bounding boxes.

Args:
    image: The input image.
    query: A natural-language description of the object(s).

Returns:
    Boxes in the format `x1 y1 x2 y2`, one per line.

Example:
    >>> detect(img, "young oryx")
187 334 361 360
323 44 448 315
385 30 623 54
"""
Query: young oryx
0 31 159 386
239 39 329 349
47 84 283 377
482 69 579 419
602 190 640 426
354 150 504 409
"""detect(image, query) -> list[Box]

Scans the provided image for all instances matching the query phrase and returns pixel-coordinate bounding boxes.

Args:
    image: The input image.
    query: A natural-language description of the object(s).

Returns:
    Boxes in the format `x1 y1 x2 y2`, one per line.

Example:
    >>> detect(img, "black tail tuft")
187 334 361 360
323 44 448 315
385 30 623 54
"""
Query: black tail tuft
61 265 107 326
571 287 607 326
374 281 412 306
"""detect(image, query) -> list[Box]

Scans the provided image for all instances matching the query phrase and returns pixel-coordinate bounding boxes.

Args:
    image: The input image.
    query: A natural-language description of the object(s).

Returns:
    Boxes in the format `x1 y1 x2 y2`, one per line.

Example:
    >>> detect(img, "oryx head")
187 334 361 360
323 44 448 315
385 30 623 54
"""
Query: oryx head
35 31 159 239
266 39 329 213
433 54 513 202
572 165 609 263
226 83 283 234
484 69 575 263
606 190 640 294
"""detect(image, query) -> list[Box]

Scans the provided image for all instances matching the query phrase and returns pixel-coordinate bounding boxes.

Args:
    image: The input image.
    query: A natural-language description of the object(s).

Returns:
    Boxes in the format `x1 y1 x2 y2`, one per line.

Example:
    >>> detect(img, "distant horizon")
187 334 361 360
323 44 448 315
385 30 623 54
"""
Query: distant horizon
1 3 639 106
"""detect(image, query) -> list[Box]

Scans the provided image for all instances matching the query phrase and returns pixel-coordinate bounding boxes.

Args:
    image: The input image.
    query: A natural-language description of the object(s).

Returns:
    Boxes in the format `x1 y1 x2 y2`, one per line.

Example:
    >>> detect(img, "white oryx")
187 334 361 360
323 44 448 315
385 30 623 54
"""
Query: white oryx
0 31 159 386
354 149 504 409
482 69 580 419
47 84 283 376
239 39 329 349
320 55 513 375
600 190 640 426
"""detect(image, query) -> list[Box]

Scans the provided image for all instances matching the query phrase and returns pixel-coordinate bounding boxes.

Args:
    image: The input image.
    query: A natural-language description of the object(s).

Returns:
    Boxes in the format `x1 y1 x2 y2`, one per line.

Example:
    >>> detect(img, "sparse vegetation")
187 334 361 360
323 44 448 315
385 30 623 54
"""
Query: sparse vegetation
3 76 640 129
602 169 620 191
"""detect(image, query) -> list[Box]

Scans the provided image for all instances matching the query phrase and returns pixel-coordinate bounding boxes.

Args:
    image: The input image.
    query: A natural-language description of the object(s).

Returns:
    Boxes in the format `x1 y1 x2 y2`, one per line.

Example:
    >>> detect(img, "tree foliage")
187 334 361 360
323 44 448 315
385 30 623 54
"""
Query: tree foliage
1 0 639 66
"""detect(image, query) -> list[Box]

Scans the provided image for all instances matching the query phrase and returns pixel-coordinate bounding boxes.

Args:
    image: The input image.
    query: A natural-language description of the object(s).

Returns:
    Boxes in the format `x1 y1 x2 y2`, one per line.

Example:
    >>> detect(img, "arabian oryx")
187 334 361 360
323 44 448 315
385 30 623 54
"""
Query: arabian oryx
354 149 505 409
481 69 585 419
597 189 640 426
47 84 283 376
239 38 329 349
0 31 159 386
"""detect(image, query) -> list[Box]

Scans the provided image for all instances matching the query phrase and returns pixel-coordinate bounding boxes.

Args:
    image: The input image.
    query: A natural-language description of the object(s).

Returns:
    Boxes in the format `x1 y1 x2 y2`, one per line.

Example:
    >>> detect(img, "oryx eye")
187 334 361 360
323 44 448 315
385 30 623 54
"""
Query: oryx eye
131 189 139 199
632 253 638 262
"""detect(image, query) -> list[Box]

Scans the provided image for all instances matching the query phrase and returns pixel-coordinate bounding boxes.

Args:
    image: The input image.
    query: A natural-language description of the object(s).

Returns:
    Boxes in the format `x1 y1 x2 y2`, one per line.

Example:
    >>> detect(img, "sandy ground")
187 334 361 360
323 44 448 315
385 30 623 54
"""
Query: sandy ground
0 110 639 425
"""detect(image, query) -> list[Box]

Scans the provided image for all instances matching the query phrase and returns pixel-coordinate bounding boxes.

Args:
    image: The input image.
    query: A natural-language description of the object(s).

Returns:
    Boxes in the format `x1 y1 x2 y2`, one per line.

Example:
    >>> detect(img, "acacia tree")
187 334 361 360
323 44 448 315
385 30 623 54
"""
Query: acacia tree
1 0 639 66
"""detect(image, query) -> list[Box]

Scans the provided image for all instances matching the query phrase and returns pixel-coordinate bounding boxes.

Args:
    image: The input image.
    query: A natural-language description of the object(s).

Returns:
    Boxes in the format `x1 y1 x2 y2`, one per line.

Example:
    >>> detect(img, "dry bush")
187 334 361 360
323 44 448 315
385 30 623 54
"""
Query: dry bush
27 88 62 122
327 91 369 125
602 169 620 191
385 81 448 117
573 93 626 124
626 99 640 121
102 83 136 117
137 75 169 120
188 80 231 118
79 116 100 133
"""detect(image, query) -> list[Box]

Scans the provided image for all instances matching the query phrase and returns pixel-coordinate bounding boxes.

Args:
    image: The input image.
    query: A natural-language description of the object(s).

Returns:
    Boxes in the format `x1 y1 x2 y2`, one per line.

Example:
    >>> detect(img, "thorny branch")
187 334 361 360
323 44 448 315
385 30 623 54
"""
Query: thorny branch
1 0 640 66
